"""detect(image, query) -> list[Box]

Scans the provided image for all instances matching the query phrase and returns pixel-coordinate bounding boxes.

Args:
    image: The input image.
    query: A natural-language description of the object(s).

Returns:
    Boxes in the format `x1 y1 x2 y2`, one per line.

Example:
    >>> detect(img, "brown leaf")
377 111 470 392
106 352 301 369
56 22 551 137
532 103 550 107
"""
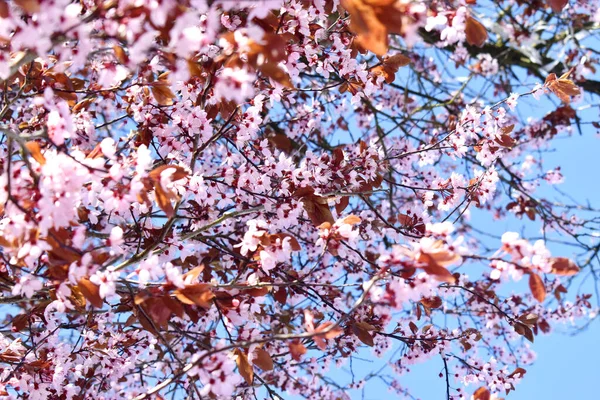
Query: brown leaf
339 78 365 95
385 53 411 69
151 83 175 106
472 386 491 400
549 257 580 276
289 339 307 361
14 0 40 13
420 296 442 309
25 142 46 165
507 367 527 379
495 134 516 148
134 291 149 305
234 348 254 385
354 321 376 331
182 265 205 282
528 272 546 302
351 322 375 346
258 63 293 88
149 165 188 182
78 279 103 308
244 286 270 297
154 184 175 218
68 285 87 310
546 0 568 12
0 1 9 19
518 313 539 326
409 321 418 334
465 17 488 47
274 286 287 305
72 98 95 114
342 0 388 55
113 45 129 64
174 284 214 308
247 33 289 65
269 233 301 251
267 132 293 153
316 321 344 340
253 347 274 371
302 195 335 227
418 253 456 283
335 196 350 214
141 298 172 329
397 213 426 237
342 215 361 225
554 284 567 301
371 53 410 83
12 314 29 332
522 324 534 343
311 321 343 350
162 294 185 318
545 70 581 104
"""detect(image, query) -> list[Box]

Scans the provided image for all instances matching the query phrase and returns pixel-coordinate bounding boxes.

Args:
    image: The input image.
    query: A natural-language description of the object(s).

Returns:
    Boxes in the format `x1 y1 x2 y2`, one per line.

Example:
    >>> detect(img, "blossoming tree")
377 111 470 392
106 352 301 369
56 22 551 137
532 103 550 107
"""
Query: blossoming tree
0 0 599 399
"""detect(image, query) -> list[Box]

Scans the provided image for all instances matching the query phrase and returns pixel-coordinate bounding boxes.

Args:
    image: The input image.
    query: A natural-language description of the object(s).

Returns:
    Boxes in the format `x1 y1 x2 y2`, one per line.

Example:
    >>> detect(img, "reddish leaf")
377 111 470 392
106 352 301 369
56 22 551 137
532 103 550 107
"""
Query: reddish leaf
472 387 491 400
162 294 185 318
234 348 254 385
351 322 375 346
12 314 29 332
371 53 410 83
151 73 176 106
545 70 581 104
78 279 103 308
419 253 456 283
141 298 172 329
149 165 188 182
549 257 580 276
546 0 568 12
554 284 567 301
465 17 488 47
0 1 9 18
335 196 350 214
289 339 307 361
409 321 418 334
174 284 214 308
14 0 40 14
154 184 175 218
312 321 343 350
513 322 535 343
267 132 293 153
518 313 539 326
420 296 443 309
342 0 388 56
25 142 46 165
274 286 288 305
342 215 361 225
258 63 294 88
507 367 527 379
528 272 546 302
253 347 274 371
269 233 301 251
341 0 406 56
182 265 205 282
302 195 335 227
316 321 344 340
244 286 270 297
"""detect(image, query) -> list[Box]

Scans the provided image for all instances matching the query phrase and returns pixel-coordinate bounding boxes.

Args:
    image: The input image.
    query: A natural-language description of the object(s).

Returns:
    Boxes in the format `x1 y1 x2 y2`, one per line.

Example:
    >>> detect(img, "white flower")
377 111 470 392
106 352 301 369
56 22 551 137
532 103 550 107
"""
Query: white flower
12 275 43 298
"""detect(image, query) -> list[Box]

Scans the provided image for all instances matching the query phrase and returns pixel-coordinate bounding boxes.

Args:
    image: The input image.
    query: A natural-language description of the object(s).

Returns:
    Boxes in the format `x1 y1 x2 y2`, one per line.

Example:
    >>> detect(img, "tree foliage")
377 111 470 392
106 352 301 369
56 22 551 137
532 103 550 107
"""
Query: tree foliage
0 0 599 399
